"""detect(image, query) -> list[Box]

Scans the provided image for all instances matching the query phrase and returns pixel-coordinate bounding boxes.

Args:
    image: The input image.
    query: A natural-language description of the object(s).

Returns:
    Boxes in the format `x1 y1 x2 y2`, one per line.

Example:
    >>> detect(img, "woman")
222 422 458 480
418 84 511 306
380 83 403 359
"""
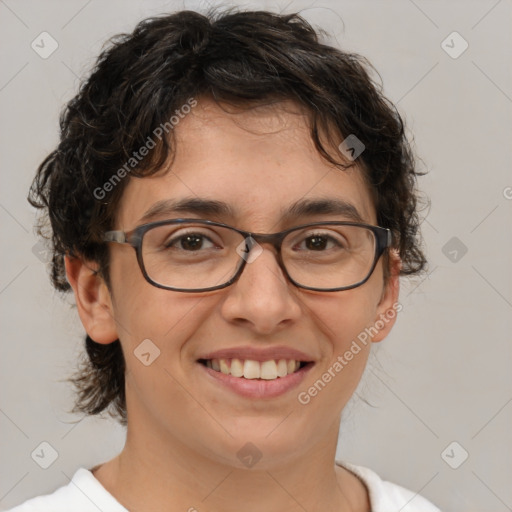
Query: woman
9 9 439 511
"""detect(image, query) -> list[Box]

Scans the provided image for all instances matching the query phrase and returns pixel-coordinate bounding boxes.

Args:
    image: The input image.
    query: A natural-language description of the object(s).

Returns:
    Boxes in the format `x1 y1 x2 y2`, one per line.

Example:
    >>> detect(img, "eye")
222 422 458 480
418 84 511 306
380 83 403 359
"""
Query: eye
295 231 345 251
165 231 217 251
303 235 334 251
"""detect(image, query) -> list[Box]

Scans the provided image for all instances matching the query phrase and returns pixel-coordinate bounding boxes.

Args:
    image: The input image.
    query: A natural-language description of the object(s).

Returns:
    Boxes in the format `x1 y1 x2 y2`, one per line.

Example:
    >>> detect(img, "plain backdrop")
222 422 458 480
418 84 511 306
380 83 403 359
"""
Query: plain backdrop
1 1 511 511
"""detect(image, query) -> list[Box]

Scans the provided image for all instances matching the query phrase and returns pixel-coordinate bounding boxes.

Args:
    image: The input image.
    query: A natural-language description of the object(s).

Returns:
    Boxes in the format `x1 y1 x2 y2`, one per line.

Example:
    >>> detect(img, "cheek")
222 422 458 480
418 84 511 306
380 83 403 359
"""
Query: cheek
302 287 381 351
114 290 211 358
109 251 211 355
294 290 380 417
113 290 216 424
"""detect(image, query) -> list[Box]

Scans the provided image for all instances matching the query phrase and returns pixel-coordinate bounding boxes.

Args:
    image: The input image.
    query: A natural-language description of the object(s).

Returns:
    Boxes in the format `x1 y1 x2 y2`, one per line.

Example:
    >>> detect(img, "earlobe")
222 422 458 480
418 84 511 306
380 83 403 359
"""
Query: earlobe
372 250 401 343
64 254 118 344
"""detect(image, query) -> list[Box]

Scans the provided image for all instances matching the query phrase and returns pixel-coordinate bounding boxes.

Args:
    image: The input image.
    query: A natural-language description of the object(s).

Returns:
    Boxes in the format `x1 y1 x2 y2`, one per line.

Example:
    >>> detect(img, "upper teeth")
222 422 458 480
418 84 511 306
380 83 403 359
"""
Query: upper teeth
204 359 301 380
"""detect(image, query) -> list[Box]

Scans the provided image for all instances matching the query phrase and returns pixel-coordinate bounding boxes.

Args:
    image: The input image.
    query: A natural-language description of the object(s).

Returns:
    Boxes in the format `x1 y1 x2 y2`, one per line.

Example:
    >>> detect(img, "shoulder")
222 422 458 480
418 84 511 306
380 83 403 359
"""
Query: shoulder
5 468 128 512
336 460 441 512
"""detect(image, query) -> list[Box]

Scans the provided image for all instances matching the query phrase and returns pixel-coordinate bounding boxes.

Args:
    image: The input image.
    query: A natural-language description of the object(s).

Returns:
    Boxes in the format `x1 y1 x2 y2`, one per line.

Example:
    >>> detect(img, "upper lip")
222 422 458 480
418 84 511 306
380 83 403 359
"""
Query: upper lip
198 346 315 362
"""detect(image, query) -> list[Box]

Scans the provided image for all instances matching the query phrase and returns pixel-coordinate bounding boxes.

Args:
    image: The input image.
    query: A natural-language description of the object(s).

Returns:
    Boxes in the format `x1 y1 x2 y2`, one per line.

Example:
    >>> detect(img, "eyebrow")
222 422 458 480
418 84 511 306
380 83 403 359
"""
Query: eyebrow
282 198 365 224
137 197 365 225
138 198 234 224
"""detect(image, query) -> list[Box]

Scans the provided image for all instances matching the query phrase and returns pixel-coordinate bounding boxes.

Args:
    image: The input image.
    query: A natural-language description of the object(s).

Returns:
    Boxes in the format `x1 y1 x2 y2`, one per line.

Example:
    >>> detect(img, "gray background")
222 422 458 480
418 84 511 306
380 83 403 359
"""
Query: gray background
1 0 511 510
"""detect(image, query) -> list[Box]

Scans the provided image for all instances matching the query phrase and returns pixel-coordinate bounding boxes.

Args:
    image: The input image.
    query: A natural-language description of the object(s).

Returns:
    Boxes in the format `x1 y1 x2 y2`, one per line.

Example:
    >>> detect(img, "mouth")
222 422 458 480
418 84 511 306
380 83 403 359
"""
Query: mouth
197 356 314 399
198 358 310 380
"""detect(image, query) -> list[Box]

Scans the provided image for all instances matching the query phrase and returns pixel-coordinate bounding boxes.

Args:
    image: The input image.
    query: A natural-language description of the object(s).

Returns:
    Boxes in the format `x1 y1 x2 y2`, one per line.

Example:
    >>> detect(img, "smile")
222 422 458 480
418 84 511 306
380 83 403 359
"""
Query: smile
197 357 314 399
198 358 308 380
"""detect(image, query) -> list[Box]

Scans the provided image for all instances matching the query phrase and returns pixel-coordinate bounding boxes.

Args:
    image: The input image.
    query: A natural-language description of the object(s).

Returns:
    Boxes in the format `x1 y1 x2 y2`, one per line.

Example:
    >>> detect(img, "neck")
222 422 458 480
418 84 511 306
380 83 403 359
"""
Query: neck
93 417 368 512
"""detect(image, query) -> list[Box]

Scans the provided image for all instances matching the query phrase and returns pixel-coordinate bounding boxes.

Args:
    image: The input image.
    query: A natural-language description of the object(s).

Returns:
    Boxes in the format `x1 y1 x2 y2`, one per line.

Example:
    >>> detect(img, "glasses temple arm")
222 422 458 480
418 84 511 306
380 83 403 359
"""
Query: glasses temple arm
104 230 127 243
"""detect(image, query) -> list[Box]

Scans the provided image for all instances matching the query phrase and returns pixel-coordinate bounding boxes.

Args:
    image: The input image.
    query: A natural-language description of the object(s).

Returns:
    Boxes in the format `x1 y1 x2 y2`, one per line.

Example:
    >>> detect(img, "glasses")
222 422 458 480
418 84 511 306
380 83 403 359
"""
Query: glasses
104 219 391 293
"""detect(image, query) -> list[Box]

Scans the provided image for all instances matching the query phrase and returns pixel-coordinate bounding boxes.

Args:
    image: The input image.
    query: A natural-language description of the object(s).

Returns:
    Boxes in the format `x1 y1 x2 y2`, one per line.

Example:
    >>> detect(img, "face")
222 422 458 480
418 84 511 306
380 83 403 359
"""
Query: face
71 98 399 470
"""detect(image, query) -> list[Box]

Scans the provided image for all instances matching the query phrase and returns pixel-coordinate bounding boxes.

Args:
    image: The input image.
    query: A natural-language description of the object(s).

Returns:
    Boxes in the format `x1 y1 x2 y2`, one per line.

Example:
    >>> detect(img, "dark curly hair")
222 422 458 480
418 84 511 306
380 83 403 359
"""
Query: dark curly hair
29 8 427 426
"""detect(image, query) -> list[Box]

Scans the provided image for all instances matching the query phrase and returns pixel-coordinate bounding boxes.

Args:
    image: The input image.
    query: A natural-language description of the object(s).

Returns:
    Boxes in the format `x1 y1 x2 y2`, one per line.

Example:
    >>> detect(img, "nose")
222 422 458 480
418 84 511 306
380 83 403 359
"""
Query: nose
220 246 303 335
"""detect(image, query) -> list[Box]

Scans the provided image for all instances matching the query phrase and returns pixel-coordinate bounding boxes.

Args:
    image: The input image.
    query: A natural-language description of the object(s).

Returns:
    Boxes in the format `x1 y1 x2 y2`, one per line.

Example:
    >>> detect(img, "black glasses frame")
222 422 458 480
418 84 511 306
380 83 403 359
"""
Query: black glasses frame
104 218 392 293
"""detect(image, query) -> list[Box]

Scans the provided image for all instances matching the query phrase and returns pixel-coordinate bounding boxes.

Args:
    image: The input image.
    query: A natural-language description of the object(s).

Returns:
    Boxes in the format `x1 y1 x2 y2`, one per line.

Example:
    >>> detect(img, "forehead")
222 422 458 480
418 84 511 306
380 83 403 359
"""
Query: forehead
117 98 376 230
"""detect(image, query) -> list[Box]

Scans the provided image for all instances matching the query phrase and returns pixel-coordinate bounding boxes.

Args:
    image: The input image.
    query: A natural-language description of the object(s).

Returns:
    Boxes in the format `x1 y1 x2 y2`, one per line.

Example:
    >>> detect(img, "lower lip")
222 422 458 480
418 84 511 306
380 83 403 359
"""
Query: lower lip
199 362 313 399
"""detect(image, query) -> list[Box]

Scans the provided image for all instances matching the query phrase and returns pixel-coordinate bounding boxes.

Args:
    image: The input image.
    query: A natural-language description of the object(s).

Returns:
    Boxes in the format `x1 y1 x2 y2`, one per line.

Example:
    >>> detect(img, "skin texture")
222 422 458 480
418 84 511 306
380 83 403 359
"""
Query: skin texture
65 99 400 512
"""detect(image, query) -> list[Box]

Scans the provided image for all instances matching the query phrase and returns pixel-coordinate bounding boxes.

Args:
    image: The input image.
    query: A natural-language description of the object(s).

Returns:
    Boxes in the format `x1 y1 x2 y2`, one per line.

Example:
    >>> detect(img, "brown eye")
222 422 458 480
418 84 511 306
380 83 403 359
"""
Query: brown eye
179 234 206 251
305 236 328 250
164 232 216 251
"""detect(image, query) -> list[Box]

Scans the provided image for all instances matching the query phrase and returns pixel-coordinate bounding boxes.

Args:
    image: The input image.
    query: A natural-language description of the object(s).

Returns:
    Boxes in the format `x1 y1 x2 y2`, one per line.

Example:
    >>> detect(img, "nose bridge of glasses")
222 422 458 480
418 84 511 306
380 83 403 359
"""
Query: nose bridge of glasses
235 232 288 286
247 231 285 253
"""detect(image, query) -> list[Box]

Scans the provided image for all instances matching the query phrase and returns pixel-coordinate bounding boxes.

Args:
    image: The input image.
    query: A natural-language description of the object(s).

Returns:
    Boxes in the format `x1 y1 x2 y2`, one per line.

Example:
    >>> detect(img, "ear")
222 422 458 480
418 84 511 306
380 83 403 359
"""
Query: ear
64 254 118 344
371 249 401 343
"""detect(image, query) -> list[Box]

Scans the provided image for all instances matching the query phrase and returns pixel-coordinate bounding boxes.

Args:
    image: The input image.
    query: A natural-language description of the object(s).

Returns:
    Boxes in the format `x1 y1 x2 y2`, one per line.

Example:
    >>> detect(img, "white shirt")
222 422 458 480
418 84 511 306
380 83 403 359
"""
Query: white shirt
6 461 441 511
